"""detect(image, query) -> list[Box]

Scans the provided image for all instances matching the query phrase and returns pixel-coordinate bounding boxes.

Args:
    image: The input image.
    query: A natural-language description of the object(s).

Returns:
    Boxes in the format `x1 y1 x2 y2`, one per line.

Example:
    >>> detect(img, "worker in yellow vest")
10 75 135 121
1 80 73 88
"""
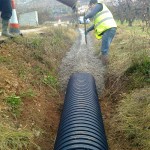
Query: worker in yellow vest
84 0 117 65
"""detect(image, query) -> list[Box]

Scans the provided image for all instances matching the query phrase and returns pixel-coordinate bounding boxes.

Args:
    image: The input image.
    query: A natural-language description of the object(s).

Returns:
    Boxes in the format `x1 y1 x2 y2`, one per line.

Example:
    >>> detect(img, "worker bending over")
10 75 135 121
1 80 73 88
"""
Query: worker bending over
84 0 117 65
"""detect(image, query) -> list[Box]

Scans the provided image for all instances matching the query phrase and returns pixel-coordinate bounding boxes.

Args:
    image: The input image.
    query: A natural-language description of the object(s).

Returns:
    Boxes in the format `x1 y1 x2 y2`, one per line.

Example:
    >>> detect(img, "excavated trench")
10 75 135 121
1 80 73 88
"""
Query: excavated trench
59 28 106 95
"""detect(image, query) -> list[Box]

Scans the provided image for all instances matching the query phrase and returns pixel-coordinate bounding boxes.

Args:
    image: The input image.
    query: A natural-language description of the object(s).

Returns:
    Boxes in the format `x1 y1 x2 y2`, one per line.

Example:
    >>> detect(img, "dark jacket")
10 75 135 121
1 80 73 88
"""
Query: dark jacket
85 3 103 32
0 0 12 20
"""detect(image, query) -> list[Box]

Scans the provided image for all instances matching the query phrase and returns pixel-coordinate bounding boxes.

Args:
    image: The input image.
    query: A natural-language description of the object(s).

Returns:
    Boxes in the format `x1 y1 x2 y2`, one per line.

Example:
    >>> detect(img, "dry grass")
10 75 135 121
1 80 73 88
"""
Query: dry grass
109 22 149 74
0 123 36 150
115 87 150 150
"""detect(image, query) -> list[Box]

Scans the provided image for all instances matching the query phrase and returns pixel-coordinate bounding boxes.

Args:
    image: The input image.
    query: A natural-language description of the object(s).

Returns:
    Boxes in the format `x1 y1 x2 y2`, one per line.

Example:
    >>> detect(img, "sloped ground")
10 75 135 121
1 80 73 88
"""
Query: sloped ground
0 40 60 150
59 28 105 95
100 24 150 150
0 26 77 150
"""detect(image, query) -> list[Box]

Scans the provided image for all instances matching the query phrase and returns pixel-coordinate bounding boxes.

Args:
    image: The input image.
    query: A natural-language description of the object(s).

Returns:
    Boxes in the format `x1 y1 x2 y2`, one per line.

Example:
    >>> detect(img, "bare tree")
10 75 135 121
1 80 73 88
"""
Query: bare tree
141 0 150 27
110 0 150 26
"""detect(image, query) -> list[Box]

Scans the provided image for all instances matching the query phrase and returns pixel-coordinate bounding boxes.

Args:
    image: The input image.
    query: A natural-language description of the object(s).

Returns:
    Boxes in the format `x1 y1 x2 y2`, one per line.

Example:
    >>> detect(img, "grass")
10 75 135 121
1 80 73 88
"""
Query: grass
43 74 58 88
0 123 36 150
111 24 150 149
125 53 150 89
14 27 76 69
0 56 11 64
116 88 150 150
5 94 22 117
93 21 150 149
108 22 150 76
116 20 150 36
20 89 36 99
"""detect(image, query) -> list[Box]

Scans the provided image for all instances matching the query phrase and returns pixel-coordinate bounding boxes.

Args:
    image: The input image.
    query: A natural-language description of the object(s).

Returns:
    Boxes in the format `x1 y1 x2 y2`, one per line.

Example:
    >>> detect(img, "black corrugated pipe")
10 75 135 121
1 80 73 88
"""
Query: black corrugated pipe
54 72 108 150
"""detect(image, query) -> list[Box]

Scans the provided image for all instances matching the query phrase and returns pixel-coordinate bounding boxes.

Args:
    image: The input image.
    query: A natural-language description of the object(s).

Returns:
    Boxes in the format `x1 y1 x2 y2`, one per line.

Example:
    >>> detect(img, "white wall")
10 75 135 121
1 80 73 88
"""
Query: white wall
19 11 38 26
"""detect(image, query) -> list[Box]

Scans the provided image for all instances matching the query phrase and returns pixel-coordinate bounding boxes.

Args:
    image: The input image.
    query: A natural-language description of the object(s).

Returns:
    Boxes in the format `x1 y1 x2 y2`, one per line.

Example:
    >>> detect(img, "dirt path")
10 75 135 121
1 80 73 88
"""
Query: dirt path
59 28 105 95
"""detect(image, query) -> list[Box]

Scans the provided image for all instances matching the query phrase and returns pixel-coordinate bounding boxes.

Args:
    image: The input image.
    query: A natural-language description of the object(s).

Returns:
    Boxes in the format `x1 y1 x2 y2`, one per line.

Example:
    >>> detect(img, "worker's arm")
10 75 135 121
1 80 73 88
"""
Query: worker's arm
85 24 94 35
87 24 94 32
84 3 103 19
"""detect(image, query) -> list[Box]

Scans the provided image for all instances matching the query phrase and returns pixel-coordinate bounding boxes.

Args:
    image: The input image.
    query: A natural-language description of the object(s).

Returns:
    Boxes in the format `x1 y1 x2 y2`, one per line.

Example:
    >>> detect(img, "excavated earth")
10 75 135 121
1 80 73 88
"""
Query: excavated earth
59 28 106 95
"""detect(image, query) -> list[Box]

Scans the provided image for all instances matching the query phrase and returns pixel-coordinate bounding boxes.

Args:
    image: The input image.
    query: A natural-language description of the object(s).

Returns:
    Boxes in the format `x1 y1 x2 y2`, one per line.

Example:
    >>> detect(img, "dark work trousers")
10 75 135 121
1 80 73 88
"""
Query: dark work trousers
101 27 117 55
0 0 12 20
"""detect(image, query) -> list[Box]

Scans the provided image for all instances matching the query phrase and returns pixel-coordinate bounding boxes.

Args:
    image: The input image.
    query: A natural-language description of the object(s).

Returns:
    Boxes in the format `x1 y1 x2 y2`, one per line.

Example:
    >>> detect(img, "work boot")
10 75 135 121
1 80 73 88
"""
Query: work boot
1 19 14 38
99 54 109 66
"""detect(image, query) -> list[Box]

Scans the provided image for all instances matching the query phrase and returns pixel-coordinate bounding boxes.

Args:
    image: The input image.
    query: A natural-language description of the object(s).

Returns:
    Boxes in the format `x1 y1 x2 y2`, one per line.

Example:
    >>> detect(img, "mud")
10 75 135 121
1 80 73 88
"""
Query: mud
59 28 106 95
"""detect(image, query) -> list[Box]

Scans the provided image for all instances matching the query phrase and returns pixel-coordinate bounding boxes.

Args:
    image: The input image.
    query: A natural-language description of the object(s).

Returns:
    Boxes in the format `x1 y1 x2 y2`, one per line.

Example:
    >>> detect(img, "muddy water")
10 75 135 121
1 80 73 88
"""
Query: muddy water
59 28 105 95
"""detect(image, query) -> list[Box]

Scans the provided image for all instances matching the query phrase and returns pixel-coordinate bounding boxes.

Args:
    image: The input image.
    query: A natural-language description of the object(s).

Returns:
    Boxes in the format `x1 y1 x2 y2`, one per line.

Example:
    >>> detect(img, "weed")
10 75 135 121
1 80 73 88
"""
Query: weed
20 89 36 99
18 67 27 79
0 56 10 63
27 37 43 50
33 66 46 75
5 94 22 116
43 74 58 88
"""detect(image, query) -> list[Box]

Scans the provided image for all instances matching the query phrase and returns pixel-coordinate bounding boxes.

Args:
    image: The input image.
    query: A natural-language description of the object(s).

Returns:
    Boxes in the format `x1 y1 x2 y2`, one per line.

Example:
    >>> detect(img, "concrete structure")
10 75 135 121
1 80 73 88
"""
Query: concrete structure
19 11 38 26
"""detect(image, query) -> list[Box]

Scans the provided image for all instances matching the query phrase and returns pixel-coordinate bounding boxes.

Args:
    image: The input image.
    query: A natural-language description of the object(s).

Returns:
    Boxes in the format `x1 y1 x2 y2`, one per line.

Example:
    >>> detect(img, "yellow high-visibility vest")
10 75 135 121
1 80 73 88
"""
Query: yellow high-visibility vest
94 3 117 39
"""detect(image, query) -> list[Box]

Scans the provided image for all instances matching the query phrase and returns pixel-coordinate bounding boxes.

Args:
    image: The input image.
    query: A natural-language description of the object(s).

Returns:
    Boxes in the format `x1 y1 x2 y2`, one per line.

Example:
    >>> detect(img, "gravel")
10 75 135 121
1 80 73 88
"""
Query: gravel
59 28 106 95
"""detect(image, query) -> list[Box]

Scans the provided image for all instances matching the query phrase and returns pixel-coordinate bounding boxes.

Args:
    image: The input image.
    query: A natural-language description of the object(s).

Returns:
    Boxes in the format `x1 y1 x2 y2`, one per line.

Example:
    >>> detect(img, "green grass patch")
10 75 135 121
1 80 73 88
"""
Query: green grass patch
43 74 58 88
116 20 150 36
125 53 150 89
5 94 22 117
0 56 10 64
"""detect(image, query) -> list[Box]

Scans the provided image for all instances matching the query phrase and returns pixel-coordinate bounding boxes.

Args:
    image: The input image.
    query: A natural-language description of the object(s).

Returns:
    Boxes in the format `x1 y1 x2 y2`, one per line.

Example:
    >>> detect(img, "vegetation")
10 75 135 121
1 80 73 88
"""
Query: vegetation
116 88 150 150
0 25 77 150
5 94 22 117
0 123 35 150
109 0 150 27
43 74 58 88
98 21 150 150
125 53 150 89
90 20 150 149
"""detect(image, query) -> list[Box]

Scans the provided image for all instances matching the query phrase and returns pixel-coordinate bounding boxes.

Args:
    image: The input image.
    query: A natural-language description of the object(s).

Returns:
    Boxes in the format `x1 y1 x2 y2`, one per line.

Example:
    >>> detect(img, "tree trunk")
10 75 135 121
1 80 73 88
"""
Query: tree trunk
128 19 133 26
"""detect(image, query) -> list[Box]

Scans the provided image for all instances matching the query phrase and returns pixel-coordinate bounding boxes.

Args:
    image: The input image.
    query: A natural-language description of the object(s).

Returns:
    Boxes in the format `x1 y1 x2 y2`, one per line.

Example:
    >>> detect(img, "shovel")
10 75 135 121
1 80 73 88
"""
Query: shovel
84 13 87 44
